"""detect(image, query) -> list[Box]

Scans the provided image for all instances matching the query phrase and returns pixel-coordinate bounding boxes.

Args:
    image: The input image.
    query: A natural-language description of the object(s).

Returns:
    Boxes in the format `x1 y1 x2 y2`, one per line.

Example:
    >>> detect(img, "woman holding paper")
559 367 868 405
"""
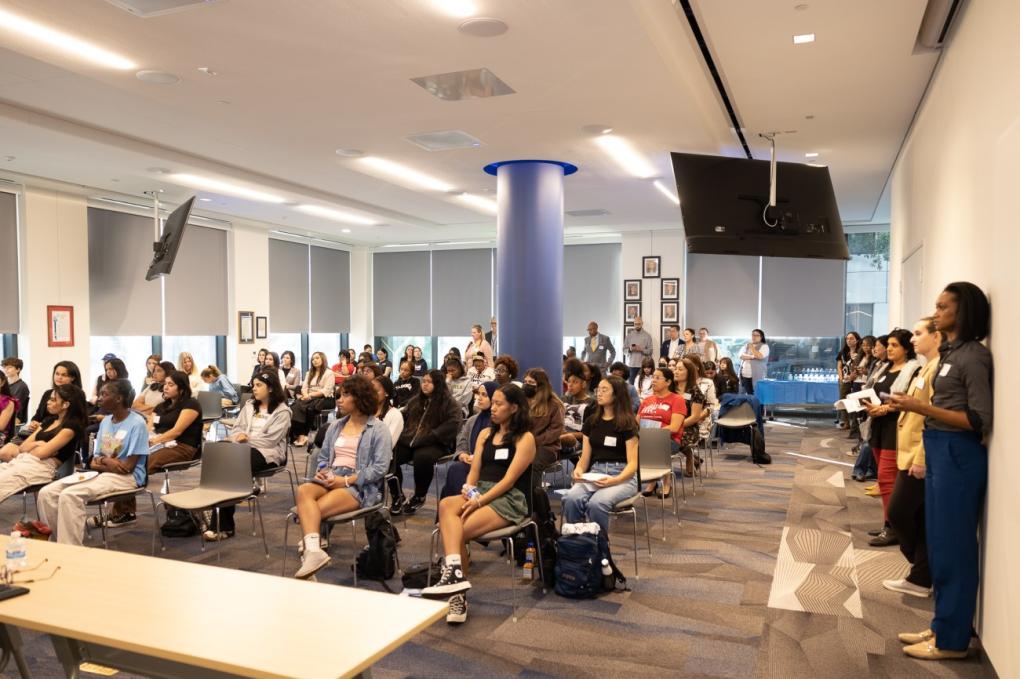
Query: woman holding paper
562 376 639 539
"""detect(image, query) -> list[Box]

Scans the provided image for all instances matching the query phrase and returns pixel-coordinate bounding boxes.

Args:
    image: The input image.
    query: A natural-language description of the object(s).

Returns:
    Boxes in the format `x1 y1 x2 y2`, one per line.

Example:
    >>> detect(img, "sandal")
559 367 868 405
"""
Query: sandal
202 529 235 542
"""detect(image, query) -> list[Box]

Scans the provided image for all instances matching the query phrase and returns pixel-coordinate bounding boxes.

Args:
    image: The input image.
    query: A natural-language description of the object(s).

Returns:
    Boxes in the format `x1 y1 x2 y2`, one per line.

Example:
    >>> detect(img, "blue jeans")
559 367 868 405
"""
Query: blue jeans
923 429 987 651
562 462 639 539
852 441 876 478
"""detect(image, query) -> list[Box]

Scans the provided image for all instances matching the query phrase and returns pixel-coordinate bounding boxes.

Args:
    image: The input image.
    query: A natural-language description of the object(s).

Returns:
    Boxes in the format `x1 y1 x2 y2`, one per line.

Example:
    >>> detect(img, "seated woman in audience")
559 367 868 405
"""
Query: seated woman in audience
422 384 536 624
293 375 393 579
281 350 302 396
492 355 520 387
142 354 162 388
0 371 18 444
636 357 656 401
289 351 336 447
638 367 686 496
609 362 641 414
464 324 494 369
392 360 420 410
131 360 175 416
714 357 740 398
691 358 719 440
862 329 919 548
178 352 203 393
331 350 356 386
441 382 499 500
680 328 701 359
87 358 133 436
467 353 495 388
0 384 86 507
701 361 722 413
373 377 404 446
563 376 639 538
262 351 289 389
390 369 462 515
250 348 268 383
27 361 83 434
559 358 593 458
675 358 707 478
90 353 118 405
358 361 381 380
37 380 149 545
200 364 239 407
582 362 602 395
109 370 203 526
402 345 416 369
445 357 474 416
376 347 393 378
412 346 428 378
209 371 292 541
523 368 565 472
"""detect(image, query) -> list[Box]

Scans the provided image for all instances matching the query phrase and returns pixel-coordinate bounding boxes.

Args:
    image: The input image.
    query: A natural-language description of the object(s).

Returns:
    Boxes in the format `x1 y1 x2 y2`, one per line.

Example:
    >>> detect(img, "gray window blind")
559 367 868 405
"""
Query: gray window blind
164 224 228 335
761 256 846 337
0 192 17 333
685 253 760 337
310 246 351 333
268 239 310 333
563 243 622 338
373 251 431 336
87 208 162 335
431 249 492 336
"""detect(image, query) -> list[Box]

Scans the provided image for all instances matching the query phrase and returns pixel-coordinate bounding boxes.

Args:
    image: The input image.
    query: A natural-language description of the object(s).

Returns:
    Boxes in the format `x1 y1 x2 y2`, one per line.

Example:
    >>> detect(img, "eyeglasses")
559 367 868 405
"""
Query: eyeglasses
1 558 60 586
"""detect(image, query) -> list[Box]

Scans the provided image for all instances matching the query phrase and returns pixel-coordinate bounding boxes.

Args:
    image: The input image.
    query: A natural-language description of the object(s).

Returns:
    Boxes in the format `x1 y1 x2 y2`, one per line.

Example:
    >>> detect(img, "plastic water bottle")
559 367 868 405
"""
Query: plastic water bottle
465 485 481 502
523 542 536 580
601 558 614 590
6 531 27 571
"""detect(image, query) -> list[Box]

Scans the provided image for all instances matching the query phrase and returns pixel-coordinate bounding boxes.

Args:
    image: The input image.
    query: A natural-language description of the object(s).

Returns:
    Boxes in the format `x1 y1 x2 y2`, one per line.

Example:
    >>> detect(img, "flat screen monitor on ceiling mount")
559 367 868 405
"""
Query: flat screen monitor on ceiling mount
670 152 850 260
145 196 195 281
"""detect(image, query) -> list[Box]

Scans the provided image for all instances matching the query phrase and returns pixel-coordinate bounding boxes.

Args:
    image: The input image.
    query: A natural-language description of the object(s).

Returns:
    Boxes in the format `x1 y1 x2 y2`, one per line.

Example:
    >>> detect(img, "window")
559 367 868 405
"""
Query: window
309 333 343 370
437 336 471 366
89 336 155 394
162 336 218 376
846 230 889 335
375 336 436 372
267 333 303 373
710 335 841 381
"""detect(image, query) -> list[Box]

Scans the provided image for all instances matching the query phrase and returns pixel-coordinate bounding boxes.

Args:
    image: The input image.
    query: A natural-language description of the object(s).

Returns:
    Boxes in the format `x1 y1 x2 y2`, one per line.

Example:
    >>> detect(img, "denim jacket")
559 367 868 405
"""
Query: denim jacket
318 415 393 507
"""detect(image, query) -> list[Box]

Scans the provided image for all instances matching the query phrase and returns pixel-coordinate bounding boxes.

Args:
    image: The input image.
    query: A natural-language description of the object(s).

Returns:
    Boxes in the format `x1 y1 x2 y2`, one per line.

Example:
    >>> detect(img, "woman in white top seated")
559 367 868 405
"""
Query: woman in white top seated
131 361 175 416
262 352 289 391
293 375 393 579
207 370 292 541
178 352 203 393
290 351 336 447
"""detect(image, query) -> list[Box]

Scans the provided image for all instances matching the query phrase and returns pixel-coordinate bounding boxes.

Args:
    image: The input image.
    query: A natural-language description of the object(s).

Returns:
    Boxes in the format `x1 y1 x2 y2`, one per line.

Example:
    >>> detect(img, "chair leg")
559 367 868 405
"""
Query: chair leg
631 509 639 580
508 538 518 623
214 507 222 565
254 497 269 559
148 492 163 556
282 512 294 576
427 528 440 587
643 498 654 552
98 504 109 549
530 523 546 593
351 519 359 588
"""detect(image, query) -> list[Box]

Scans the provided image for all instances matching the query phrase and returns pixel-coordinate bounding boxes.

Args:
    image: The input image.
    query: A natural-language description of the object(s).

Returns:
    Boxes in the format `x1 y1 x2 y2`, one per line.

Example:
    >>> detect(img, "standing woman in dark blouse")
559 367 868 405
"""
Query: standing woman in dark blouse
890 282 993 660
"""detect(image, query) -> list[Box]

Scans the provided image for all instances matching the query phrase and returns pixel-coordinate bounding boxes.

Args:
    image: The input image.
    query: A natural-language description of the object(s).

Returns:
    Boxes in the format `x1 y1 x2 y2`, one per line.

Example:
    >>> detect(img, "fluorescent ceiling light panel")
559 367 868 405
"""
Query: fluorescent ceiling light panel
793 33 815 44
456 193 498 214
0 7 138 70
357 157 453 192
295 204 377 225
431 0 477 18
594 135 657 179
168 173 286 203
653 180 680 206
382 243 428 248
805 152 819 158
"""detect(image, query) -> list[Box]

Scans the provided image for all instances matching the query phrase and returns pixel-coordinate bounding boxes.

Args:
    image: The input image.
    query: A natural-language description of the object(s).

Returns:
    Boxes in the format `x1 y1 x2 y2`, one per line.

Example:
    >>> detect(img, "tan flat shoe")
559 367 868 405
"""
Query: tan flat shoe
898 629 933 644
903 640 968 660
865 486 881 497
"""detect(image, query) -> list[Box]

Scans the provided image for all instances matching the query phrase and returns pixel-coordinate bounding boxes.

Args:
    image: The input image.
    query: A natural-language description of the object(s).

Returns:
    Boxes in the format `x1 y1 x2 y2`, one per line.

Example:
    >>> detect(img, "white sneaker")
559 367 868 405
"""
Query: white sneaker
446 593 467 624
295 550 331 579
883 578 931 598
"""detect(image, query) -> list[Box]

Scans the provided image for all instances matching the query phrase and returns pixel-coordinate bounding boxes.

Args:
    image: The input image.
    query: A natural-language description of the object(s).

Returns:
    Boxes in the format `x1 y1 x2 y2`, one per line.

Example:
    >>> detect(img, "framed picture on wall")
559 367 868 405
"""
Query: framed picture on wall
661 325 678 343
256 316 268 339
624 279 642 301
642 255 661 278
661 301 679 325
46 305 74 347
624 302 641 324
624 323 635 338
661 278 679 300
238 311 254 344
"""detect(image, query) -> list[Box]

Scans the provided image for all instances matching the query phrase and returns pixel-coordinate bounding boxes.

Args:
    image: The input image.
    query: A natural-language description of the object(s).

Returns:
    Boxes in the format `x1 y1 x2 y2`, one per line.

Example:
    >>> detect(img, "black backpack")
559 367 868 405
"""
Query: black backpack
355 511 399 580
160 508 199 538
554 531 626 598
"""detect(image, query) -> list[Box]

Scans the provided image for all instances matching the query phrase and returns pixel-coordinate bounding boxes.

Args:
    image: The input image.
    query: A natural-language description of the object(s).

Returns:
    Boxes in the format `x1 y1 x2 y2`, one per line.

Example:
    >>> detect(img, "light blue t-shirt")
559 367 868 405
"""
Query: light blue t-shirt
94 411 150 486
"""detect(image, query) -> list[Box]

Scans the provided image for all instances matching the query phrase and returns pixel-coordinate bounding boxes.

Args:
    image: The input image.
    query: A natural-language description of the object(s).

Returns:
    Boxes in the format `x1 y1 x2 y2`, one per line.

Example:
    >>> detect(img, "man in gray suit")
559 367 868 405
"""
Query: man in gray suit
581 321 616 373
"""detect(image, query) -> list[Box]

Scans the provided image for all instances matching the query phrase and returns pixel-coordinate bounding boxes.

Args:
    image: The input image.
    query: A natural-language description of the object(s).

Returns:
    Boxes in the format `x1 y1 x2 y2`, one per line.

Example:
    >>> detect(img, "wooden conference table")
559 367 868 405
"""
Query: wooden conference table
0 536 446 678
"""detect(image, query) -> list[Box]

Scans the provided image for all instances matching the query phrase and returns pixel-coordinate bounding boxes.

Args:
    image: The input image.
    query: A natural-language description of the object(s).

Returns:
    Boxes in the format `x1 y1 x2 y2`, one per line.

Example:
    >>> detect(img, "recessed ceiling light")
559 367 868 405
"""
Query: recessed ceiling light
167 173 286 203
335 148 364 158
458 18 508 37
357 157 453 192
456 193 498 214
146 167 171 174
295 204 378 226
341 228 351 233
136 70 179 84
653 180 680 206
198 197 212 202
0 7 138 70
581 124 614 136
431 0 476 18
805 152 819 158
594 135 657 179
794 3 809 10
793 33 815 44
197 66 217 76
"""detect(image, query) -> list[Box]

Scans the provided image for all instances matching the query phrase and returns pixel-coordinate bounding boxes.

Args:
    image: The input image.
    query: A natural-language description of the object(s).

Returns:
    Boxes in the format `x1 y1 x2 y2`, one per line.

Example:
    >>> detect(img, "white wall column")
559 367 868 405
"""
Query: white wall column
226 224 269 383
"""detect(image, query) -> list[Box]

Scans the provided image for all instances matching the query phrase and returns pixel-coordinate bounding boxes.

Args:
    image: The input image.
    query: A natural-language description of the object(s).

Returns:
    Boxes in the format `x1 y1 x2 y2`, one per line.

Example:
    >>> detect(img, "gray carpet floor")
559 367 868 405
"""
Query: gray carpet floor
0 419 999 678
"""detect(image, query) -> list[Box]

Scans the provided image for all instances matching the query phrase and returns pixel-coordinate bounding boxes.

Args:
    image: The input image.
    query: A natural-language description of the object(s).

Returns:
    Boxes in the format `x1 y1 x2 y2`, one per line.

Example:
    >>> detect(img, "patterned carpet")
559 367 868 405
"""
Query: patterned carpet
0 419 999 678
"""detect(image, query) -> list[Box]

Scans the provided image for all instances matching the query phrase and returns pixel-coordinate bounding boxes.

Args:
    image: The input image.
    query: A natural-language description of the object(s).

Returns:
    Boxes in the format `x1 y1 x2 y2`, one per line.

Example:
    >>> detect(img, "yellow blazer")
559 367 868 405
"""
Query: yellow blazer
896 358 939 470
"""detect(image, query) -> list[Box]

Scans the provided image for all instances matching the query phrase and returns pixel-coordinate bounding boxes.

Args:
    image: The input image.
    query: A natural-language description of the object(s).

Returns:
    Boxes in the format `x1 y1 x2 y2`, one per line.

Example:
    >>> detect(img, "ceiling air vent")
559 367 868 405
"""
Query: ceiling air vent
915 0 962 50
566 209 611 218
405 130 483 152
105 0 221 18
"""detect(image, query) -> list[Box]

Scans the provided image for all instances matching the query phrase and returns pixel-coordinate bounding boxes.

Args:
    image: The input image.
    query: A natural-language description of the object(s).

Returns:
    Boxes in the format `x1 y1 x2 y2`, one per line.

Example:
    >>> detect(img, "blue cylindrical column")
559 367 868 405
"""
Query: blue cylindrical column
486 160 577 389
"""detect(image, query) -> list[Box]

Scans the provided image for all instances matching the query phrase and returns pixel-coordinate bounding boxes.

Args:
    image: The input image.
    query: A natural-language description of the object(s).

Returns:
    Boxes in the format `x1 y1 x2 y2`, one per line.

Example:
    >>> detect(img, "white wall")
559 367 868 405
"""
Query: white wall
18 188 92 399
348 246 371 350
888 1 1019 674
621 229 686 352
226 224 270 384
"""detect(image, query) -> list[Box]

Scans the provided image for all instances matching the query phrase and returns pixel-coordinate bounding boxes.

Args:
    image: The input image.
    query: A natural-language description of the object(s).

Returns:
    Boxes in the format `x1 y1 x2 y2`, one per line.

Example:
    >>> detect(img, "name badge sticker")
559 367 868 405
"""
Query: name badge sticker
939 363 952 377
152 415 160 424
682 393 692 400
604 435 617 447
915 377 924 390
494 448 509 460
598 345 604 350
115 429 128 441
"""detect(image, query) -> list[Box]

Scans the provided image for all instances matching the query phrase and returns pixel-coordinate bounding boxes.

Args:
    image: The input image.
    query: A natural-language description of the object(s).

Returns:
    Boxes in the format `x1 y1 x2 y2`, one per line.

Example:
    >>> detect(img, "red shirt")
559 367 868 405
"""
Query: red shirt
330 363 355 383
638 393 687 444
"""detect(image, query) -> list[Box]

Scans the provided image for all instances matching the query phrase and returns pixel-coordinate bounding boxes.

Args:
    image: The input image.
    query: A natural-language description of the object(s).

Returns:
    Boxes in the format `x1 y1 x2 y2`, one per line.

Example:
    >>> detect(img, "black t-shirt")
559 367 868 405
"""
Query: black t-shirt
392 377 420 408
378 359 393 375
7 380 29 424
582 416 634 464
32 388 54 424
478 431 530 497
154 397 203 449
34 418 83 464
869 369 902 451
412 360 428 377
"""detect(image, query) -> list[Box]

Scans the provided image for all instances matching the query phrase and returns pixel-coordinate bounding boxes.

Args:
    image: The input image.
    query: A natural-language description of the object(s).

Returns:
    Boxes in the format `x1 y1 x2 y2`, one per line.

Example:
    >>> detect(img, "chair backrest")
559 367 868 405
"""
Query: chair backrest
197 390 223 420
637 427 673 478
53 455 75 481
198 441 254 495
237 392 252 411
716 401 757 427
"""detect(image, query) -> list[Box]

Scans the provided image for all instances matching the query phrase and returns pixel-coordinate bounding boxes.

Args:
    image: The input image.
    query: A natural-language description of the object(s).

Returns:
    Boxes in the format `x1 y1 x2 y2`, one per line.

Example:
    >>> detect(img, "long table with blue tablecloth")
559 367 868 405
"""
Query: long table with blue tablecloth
755 379 840 406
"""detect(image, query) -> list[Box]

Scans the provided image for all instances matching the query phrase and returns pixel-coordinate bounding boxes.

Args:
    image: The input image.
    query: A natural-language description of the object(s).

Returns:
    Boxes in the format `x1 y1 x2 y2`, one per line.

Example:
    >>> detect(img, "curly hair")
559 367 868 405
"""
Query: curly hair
340 374 379 417
493 354 519 379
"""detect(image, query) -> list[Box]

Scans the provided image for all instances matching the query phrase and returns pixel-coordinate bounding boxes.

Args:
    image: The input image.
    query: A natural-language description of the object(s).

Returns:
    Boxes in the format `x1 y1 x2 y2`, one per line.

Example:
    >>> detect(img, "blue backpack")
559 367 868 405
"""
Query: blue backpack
553 531 625 598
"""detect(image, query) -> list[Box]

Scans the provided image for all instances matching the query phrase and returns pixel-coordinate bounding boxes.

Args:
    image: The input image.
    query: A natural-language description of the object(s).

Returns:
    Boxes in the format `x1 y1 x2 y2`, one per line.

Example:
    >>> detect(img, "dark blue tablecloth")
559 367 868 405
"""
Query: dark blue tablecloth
755 380 839 406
